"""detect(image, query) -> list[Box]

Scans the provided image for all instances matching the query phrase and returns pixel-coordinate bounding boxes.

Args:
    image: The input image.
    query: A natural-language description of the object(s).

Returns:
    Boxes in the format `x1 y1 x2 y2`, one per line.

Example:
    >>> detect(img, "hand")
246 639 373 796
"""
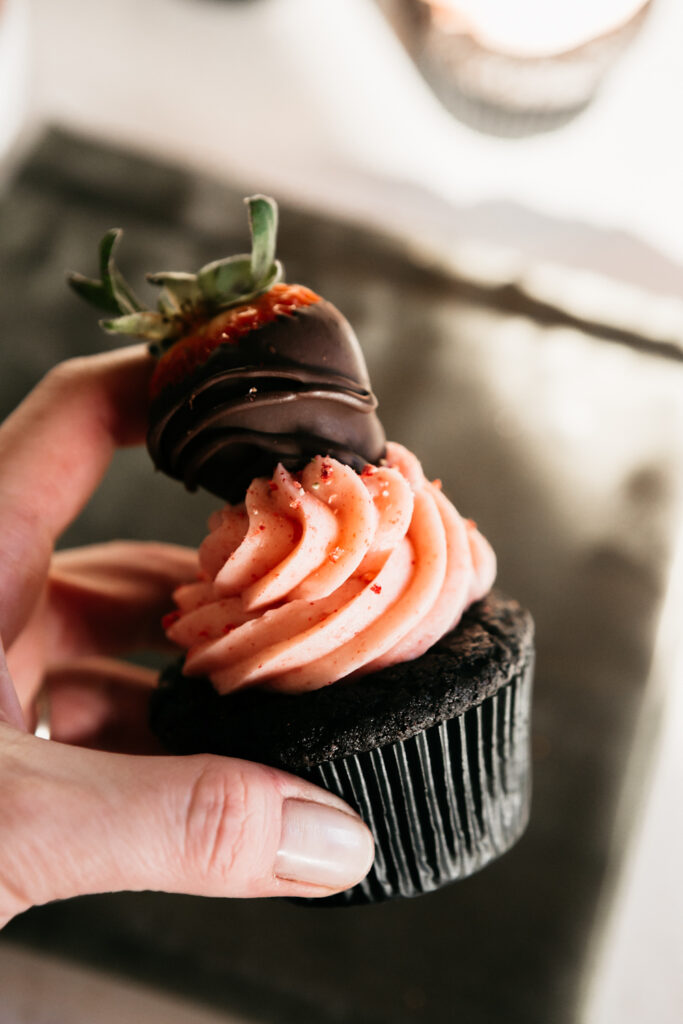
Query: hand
0 348 373 928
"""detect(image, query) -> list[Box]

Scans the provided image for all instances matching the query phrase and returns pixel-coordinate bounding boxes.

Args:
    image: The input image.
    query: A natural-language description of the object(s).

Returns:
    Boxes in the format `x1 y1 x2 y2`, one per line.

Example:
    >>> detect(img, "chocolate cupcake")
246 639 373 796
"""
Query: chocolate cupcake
393 0 653 136
69 196 534 904
152 591 533 904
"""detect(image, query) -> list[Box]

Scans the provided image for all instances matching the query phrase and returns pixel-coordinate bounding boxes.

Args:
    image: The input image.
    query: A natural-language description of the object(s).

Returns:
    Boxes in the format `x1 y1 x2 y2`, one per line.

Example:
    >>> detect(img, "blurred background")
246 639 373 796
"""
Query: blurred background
0 0 682 1022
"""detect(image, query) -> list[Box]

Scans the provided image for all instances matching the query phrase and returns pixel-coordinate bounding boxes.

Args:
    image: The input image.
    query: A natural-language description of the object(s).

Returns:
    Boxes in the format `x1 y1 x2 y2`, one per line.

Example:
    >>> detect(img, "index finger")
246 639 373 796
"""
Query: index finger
0 345 154 644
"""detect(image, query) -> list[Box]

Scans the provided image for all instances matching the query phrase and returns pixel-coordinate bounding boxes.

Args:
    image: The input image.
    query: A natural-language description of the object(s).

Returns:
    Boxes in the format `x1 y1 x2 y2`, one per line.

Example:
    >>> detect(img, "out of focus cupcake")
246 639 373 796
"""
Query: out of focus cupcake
393 0 653 135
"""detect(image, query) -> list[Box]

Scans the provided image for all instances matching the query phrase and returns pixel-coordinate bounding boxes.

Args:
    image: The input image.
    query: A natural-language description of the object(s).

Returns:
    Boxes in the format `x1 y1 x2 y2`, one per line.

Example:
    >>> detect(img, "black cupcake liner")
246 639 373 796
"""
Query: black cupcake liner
149 593 534 906
297 657 533 906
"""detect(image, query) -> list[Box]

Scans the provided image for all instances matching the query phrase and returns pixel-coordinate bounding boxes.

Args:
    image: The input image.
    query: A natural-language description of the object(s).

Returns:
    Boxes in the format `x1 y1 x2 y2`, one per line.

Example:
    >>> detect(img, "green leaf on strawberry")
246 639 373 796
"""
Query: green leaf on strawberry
248 193 279 284
68 195 284 348
68 228 144 318
146 273 205 317
100 311 178 342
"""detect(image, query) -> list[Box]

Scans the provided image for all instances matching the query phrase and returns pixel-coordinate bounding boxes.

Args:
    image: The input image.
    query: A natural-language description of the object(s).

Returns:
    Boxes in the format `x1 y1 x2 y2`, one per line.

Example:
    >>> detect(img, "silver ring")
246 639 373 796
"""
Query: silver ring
33 686 51 740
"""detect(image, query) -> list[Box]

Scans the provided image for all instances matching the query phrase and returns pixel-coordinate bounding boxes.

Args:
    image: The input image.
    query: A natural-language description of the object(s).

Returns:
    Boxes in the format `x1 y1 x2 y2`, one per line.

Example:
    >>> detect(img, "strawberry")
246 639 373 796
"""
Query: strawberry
69 196 385 502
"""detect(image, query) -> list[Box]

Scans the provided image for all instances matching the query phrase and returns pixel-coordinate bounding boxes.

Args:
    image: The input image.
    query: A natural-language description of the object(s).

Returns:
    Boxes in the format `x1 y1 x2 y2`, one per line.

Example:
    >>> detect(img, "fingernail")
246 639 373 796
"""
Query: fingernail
275 799 374 890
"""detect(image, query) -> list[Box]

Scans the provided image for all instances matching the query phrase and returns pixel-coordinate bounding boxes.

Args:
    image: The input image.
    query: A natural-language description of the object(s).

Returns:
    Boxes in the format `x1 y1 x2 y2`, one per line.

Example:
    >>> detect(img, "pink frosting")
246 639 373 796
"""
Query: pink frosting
165 442 496 694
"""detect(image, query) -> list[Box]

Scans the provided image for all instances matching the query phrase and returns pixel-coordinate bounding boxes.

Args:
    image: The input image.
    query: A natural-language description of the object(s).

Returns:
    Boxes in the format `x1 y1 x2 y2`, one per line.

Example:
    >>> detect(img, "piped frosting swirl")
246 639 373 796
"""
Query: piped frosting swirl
165 443 496 694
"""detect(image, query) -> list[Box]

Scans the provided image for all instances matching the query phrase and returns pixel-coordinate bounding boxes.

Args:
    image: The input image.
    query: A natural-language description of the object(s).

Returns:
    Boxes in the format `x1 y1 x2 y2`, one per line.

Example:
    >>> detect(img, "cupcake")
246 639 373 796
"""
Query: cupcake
391 0 652 135
69 196 534 904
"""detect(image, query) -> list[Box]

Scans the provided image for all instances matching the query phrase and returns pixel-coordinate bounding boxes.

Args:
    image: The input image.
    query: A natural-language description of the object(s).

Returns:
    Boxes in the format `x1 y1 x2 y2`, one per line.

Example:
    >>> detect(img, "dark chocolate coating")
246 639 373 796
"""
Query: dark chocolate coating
147 299 386 502
149 591 534 770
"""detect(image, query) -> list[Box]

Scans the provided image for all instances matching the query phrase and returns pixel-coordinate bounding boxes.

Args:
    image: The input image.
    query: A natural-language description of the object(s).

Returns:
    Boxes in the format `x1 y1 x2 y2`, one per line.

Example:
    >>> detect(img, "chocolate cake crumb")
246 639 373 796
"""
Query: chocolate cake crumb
150 591 534 770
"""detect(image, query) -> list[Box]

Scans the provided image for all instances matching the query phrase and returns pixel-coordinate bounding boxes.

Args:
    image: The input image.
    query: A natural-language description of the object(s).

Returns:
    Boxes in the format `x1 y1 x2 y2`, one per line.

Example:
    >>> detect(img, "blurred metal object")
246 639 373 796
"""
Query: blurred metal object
378 0 654 136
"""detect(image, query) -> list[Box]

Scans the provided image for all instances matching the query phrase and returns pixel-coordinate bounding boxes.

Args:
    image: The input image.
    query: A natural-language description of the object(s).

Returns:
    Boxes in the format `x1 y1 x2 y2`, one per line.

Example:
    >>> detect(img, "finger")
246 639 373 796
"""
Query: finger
0 731 375 924
0 639 26 732
0 346 153 645
47 542 199 662
5 589 48 711
7 543 198 709
44 658 161 755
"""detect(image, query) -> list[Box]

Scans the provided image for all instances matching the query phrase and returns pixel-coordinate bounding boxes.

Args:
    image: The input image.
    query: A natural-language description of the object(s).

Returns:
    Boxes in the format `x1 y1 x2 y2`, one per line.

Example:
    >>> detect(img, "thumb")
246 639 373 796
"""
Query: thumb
0 729 374 923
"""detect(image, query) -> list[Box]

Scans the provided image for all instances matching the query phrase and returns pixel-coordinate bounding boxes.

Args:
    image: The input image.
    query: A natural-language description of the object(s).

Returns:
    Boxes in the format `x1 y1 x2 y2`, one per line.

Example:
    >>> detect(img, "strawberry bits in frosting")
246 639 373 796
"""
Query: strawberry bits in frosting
165 442 496 694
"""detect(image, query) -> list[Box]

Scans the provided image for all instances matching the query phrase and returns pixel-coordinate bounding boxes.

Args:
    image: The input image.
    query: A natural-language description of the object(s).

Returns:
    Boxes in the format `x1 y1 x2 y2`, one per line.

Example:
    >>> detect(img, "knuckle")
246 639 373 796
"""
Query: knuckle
181 759 255 884
43 357 89 395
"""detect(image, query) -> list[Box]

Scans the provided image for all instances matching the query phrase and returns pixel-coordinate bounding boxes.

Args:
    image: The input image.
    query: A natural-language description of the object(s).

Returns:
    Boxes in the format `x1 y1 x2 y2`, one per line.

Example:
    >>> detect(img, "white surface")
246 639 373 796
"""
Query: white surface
0 943 253 1024
0 0 29 161
22 0 683 294
582 539 683 1024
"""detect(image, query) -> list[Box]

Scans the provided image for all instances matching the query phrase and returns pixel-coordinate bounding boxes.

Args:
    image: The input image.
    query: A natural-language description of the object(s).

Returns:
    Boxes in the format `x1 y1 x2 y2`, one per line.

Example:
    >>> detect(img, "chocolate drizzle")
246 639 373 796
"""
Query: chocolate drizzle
147 299 386 502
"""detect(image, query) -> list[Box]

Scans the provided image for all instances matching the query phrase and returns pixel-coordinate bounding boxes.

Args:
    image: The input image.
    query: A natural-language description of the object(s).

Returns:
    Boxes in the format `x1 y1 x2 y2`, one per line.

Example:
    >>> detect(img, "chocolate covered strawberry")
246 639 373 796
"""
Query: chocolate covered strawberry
69 196 386 502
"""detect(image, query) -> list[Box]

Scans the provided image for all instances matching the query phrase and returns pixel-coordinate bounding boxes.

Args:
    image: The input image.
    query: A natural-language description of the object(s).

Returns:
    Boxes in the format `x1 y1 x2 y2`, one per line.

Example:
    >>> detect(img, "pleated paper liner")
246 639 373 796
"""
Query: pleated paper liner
296 658 533 906
149 594 535 905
